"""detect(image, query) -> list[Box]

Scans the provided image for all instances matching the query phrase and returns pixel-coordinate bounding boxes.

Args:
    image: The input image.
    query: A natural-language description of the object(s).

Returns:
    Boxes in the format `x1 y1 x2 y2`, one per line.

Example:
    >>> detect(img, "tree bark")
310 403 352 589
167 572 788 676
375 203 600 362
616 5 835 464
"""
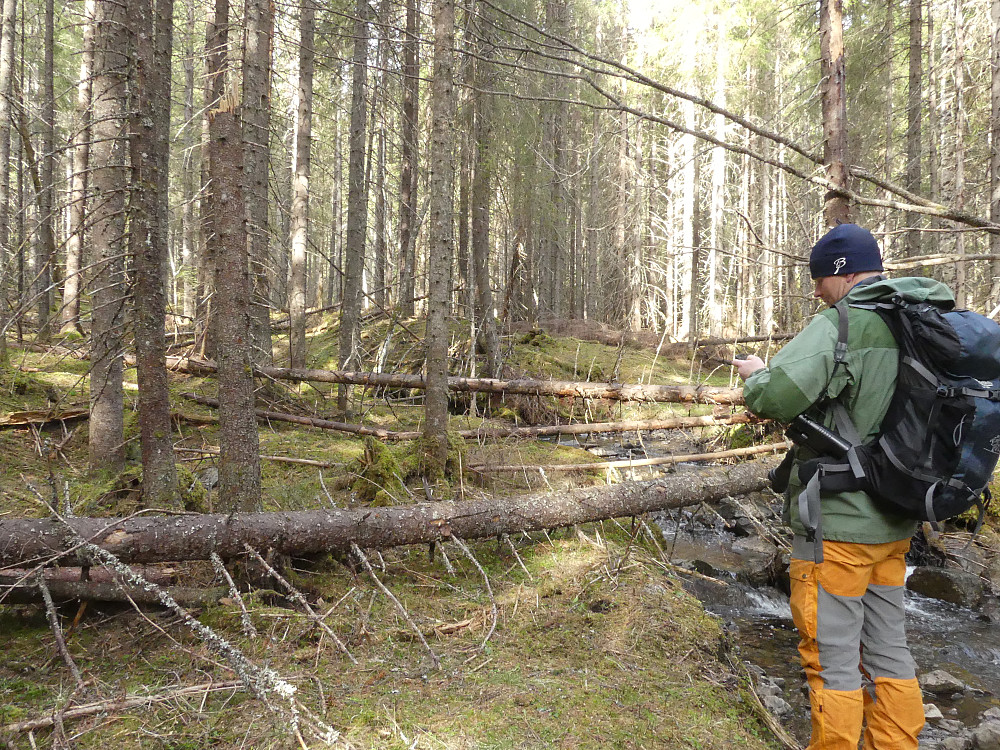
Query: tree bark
130 0 179 506
339 0 370 413
820 0 851 226
906 0 923 257
288 0 316 371
397 0 419 318
60 0 95 335
34 0 55 341
0 456 777 566
993 0 1000 302
88 0 129 473
241 0 274 366
0 0 15 364
208 96 262 512
423 0 457 475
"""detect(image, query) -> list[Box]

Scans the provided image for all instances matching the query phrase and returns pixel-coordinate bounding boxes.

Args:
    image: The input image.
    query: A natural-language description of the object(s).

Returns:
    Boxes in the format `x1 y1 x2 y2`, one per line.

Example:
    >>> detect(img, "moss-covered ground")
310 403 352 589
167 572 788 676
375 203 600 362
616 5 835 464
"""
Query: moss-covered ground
0 317 779 748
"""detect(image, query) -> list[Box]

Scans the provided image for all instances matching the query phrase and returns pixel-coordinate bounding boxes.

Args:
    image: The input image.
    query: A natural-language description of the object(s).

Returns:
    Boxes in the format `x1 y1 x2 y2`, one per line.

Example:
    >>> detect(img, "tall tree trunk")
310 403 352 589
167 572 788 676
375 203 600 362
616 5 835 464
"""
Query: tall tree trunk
950 0 967 308
60 0 94 335
820 0 851 226
209 100 262 512
130 0 178 506
242 0 274 365
423 0 456 476
471 12 499 377
707 15 727 338
338 0 370 414
679 101 696 340
397 0 418 317
991 0 1000 305
180 0 196 323
88 0 129 473
906 0 923 257
34 0 54 341
288 0 316 370
0 0 15 364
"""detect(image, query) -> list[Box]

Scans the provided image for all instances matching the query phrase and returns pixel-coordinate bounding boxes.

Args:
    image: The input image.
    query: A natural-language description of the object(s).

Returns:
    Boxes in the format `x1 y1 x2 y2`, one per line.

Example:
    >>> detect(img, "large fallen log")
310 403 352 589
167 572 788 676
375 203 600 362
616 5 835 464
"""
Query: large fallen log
166 356 745 405
0 456 777 567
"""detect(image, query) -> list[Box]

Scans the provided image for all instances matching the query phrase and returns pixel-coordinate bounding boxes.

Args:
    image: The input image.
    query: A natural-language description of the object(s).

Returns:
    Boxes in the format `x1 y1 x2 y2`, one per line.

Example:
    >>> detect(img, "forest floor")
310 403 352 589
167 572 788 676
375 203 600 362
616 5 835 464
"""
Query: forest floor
0 316 783 749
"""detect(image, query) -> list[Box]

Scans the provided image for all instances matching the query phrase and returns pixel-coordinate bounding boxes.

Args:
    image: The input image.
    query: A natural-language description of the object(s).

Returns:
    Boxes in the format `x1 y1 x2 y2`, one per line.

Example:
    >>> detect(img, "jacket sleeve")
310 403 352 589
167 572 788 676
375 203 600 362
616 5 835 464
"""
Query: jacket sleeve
742 311 846 422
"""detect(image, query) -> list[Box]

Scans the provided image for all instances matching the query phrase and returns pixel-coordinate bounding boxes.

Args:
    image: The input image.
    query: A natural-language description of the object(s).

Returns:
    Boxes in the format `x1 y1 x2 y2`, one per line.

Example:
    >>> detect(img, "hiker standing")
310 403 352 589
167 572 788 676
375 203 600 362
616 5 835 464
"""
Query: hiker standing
732 224 934 749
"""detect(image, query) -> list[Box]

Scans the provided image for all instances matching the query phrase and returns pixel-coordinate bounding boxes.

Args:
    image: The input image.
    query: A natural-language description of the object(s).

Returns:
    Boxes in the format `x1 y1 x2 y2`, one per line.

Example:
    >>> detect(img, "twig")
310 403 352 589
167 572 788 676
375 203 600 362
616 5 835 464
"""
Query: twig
211 552 258 639
242 545 356 665
504 536 532 580
450 536 499 649
35 572 85 690
1 681 243 734
350 542 440 670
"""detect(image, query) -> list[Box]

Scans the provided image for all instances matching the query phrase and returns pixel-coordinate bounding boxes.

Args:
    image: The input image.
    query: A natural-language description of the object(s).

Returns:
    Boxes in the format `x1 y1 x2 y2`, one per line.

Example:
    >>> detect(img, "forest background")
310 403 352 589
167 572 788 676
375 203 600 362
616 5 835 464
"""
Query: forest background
0 0 994 509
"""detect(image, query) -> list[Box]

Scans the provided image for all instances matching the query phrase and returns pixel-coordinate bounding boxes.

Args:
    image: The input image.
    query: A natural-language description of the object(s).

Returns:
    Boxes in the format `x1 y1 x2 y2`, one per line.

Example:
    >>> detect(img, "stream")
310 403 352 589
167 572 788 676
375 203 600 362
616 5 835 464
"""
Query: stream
562 432 1000 746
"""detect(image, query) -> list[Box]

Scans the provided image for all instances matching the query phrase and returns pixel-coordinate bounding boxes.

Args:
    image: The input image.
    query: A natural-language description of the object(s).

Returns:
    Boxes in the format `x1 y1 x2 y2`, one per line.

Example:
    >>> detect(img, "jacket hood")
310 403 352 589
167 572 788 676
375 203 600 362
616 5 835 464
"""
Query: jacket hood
845 276 956 308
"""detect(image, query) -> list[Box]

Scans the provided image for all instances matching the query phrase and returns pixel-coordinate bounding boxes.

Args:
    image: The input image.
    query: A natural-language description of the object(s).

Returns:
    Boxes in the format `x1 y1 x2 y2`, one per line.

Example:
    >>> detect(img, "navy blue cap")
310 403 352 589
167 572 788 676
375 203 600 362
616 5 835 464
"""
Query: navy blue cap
809 224 883 279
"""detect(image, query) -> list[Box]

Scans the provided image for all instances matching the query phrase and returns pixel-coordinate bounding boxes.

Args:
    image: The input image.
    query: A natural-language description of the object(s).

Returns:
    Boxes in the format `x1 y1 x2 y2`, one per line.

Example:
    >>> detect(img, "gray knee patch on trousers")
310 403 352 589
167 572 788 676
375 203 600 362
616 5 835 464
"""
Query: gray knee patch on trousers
860 583 916 680
816 585 865 691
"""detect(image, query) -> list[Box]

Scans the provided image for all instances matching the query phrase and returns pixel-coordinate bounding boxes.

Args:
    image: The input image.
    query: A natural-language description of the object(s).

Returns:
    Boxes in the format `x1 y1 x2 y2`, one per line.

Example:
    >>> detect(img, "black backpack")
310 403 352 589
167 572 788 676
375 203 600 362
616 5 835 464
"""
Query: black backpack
790 292 1000 555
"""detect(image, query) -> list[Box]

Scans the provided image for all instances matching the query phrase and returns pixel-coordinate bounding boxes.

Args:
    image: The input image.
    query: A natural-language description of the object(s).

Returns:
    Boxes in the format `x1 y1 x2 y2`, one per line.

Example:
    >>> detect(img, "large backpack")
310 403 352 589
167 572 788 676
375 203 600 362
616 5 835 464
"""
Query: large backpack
794 291 1000 556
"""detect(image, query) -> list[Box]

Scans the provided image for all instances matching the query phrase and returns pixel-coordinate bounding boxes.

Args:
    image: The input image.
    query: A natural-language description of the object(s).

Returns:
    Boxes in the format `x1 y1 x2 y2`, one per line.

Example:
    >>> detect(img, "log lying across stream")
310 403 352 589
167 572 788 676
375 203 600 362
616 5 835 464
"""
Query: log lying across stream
166 356 745 405
0 456 777 567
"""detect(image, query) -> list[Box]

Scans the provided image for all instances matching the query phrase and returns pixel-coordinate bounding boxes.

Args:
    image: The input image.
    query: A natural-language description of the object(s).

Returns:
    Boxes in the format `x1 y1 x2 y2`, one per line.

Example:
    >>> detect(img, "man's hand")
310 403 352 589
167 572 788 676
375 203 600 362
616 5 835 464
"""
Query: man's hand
731 355 766 381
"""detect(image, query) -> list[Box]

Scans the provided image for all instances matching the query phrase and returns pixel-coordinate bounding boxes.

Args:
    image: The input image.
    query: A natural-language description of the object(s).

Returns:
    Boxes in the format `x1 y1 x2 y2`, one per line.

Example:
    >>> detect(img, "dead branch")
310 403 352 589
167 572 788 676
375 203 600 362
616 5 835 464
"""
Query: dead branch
0 576 228 606
468 441 789 473
0 457 778 567
211 552 258 639
0 681 244 735
36 572 86 690
350 542 440 670
169 358 745 405
451 536 498 649
242 545 356 665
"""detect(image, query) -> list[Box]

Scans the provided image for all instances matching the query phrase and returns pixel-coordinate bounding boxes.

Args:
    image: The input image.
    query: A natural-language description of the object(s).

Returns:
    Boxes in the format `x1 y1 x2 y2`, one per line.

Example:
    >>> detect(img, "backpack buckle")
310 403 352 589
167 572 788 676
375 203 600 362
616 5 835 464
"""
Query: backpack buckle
936 385 954 398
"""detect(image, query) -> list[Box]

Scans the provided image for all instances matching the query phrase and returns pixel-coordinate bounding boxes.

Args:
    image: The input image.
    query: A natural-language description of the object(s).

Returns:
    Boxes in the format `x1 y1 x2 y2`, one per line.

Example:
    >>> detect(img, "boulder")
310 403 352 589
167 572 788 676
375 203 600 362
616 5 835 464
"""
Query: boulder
970 721 1000 750
938 738 973 750
762 694 793 717
925 704 945 721
907 567 986 608
920 670 968 696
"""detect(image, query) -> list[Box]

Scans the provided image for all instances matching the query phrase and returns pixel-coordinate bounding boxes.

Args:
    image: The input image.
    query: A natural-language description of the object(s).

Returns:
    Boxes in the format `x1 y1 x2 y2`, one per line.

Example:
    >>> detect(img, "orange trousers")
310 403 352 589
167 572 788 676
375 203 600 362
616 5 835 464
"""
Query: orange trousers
789 537 924 750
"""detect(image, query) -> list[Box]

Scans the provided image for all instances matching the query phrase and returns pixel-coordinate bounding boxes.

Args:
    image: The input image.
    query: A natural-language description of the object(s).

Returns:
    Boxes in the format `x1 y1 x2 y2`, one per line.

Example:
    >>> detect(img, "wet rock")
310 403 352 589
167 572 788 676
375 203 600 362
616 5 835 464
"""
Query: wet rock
907 567 986 608
939 719 967 734
938 738 973 750
729 537 782 587
762 694 793 717
920 670 968 696
981 596 1000 623
925 704 945 721
982 709 1000 723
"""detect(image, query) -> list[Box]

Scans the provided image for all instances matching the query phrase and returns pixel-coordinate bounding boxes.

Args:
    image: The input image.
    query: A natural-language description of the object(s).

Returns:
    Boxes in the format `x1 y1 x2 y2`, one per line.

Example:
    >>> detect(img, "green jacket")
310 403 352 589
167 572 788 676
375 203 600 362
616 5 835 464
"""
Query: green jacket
743 276 954 543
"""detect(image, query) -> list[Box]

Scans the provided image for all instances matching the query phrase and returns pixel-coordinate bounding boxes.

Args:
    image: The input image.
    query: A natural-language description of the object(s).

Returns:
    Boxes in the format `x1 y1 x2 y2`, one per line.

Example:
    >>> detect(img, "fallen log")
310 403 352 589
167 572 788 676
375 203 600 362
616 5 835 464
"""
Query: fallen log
167 357 745 405
0 456 777 567
0 406 89 428
0 578 226 606
469 441 789 473
181 393 762 441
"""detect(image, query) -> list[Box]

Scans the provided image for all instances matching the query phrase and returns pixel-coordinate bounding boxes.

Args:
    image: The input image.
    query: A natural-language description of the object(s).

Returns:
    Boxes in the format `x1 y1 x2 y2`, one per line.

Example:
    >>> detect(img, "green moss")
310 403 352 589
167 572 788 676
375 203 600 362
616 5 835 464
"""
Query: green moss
349 437 408 505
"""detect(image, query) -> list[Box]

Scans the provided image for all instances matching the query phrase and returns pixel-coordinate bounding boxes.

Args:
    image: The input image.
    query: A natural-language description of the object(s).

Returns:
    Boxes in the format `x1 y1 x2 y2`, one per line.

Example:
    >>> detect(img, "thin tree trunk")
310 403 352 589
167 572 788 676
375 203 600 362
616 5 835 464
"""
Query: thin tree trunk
339 0 370 414
242 0 274 365
180 0 196 322
288 0 316 370
992 0 1000 303
950 0 967 308
423 0 457 476
820 0 851 226
60 0 94 336
88 0 129 473
34 0 54 341
397 0 418 317
0 0 16 364
130 0 179 506
906 0 923 257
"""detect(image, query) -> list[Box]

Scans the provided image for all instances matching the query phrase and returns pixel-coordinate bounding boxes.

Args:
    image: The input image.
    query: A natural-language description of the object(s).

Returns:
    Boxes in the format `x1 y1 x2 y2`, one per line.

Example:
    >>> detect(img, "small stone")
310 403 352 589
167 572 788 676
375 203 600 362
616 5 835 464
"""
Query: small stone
756 681 782 698
769 677 786 689
920 670 968 696
939 720 967 734
762 694 793 717
983 709 1000 723
938 738 973 750
925 704 945 721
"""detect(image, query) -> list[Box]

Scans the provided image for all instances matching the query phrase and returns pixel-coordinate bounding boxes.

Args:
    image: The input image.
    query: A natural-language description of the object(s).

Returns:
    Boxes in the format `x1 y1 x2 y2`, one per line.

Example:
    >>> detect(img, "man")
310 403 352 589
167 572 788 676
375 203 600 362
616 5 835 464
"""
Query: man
731 223 946 749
